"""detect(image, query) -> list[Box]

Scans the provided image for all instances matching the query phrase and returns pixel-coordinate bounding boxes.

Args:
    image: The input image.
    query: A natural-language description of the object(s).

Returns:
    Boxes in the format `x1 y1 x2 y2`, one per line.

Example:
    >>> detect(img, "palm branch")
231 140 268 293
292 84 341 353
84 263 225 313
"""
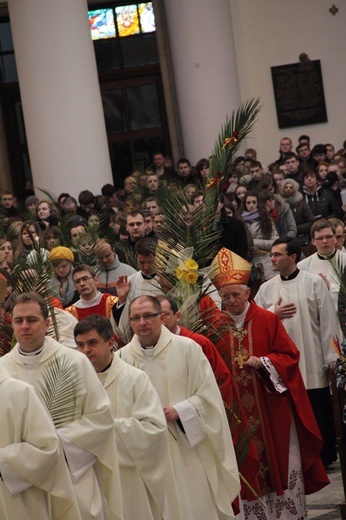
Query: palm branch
37 354 84 428
36 187 59 204
0 317 14 357
210 97 261 181
8 234 60 341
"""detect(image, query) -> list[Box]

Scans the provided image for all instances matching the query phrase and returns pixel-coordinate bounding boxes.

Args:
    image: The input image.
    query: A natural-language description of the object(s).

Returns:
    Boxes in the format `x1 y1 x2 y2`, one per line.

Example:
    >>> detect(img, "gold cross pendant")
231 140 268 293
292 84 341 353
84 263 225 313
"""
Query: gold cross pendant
234 350 248 369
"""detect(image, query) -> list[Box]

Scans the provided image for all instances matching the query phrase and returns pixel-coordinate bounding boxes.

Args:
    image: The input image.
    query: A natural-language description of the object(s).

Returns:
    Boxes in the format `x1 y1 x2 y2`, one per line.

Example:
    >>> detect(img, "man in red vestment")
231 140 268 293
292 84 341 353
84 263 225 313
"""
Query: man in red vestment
65 264 119 321
156 293 260 502
207 248 329 518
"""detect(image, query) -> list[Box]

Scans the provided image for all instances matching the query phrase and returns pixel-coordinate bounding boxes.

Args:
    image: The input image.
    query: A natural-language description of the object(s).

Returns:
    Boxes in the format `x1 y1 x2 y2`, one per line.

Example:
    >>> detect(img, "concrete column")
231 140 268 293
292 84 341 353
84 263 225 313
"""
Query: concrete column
164 0 241 163
8 0 113 199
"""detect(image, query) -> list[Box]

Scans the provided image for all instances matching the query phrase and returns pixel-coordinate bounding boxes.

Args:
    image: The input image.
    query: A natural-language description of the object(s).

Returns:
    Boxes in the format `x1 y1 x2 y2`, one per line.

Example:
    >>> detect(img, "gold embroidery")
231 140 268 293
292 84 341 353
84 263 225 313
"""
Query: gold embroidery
231 328 248 368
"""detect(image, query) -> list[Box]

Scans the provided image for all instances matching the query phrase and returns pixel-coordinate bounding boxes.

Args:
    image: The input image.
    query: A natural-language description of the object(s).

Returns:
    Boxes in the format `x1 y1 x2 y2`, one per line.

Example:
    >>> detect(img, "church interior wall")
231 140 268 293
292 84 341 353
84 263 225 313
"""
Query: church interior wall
229 0 346 165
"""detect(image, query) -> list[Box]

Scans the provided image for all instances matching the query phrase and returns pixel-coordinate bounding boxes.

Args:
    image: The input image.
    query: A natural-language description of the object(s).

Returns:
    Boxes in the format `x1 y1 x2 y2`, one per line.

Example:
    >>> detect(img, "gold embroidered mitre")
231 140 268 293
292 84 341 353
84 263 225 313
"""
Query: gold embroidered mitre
210 248 251 290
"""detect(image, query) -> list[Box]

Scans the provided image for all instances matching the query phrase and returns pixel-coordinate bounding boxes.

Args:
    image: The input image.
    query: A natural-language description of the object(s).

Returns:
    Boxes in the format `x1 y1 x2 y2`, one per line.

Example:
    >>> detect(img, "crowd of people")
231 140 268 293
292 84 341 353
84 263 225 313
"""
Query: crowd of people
0 136 345 519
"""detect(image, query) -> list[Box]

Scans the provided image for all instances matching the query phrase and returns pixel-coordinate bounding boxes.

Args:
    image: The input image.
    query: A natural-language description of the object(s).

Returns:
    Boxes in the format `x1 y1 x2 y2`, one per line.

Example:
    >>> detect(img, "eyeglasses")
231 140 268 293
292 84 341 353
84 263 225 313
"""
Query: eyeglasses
269 252 287 258
129 312 161 323
313 235 334 241
74 276 94 285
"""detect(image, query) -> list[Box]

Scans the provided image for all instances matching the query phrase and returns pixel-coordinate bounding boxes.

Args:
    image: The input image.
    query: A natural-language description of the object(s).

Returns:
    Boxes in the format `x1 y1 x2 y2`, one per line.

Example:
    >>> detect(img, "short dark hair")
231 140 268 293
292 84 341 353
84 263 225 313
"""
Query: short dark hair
72 264 96 279
74 315 113 341
311 144 327 156
302 168 319 181
296 142 310 153
129 295 162 316
284 152 300 162
11 292 49 319
271 237 301 262
156 294 179 314
78 190 95 205
101 184 116 198
298 134 310 144
177 158 191 167
249 160 262 169
135 237 157 257
58 192 70 204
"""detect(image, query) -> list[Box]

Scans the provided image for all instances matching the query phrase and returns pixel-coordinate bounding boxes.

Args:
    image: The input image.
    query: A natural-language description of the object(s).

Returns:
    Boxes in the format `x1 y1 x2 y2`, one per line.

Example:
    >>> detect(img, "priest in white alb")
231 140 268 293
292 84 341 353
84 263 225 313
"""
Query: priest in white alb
117 295 240 520
74 314 182 520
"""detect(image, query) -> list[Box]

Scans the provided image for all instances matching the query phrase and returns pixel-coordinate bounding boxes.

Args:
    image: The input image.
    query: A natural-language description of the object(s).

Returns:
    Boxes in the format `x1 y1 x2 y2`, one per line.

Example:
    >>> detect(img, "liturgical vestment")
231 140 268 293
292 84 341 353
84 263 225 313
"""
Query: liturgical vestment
118 325 240 520
0 337 124 520
98 356 182 520
0 365 81 520
209 301 329 519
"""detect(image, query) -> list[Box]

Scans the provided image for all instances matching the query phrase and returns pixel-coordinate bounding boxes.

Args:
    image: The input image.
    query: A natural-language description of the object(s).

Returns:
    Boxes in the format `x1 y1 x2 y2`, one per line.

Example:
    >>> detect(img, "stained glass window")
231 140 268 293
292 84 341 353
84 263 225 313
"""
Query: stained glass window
89 9 116 40
139 3 156 33
115 5 140 37
89 4 156 40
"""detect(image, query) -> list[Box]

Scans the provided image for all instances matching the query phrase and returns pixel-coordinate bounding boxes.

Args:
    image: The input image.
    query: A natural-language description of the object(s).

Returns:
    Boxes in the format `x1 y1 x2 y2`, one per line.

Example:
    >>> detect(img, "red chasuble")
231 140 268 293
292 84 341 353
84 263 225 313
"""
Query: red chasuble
179 321 260 500
65 293 117 321
205 300 329 499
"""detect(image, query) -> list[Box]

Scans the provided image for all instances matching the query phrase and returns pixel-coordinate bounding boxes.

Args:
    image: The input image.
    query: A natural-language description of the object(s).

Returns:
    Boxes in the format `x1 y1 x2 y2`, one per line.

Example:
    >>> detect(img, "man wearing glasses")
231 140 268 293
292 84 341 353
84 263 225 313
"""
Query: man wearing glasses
65 264 121 321
297 218 346 310
117 295 240 519
255 237 340 468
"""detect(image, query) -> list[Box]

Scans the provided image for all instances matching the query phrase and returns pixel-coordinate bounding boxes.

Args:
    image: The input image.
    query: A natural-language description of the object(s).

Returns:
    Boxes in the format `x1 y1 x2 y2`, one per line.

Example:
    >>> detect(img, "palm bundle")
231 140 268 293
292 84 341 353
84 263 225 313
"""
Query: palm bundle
209 97 261 183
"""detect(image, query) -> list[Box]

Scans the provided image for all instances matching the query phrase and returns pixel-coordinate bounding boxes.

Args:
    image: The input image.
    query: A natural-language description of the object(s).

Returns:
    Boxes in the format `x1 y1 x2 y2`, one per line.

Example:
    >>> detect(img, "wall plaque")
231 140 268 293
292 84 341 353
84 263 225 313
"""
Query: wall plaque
271 59 327 128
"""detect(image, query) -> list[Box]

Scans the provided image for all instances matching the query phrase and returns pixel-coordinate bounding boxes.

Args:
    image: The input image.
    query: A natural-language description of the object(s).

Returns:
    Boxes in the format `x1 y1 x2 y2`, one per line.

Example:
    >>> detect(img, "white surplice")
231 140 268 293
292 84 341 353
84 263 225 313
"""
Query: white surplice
0 365 81 520
297 249 346 311
255 270 339 389
117 325 240 520
98 356 182 520
0 337 124 520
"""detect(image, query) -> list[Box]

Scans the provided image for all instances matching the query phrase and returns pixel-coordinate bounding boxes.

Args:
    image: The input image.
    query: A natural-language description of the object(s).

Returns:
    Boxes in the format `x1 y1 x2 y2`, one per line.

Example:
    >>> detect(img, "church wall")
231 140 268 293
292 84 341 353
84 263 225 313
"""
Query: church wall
229 0 346 166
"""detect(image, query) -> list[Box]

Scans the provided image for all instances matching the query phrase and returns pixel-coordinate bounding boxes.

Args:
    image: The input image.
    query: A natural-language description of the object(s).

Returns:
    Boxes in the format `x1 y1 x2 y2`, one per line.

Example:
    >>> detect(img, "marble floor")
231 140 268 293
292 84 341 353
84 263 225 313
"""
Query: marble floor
307 460 345 519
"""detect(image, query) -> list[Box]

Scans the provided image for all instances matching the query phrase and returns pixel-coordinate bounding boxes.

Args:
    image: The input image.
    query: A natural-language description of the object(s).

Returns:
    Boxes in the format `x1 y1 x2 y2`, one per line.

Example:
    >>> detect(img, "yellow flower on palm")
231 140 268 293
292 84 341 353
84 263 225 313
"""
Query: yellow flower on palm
176 266 186 280
184 258 199 270
184 271 199 284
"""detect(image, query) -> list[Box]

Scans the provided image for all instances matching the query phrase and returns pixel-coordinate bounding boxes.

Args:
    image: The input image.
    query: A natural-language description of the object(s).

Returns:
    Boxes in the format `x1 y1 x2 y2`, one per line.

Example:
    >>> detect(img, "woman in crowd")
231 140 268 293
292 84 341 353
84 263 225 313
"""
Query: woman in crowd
182 184 197 211
36 199 60 230
241 191 279 281
195 158 210 188
0 238 14 263
43 226 65 251
222 169 239 196
317 162 329 182
231 184 247 215
280 178 315 255
16 221 43 262
49 246 78 307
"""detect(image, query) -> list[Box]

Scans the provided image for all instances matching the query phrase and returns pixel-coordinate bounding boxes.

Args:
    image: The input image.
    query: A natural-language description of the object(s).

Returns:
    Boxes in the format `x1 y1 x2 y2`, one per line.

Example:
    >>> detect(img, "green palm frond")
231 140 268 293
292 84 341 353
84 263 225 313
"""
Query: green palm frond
0 318 14 357
37 187 58 204
211 97 261 179
37 354 84 429
8 239 60 340
155 187 221 267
